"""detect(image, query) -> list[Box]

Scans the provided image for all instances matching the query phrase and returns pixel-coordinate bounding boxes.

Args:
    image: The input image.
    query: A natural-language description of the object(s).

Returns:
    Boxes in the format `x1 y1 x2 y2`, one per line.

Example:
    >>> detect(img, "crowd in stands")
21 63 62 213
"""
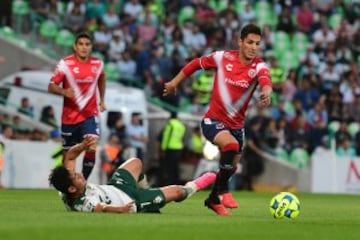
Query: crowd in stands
0 96 60 142
1 0 360 166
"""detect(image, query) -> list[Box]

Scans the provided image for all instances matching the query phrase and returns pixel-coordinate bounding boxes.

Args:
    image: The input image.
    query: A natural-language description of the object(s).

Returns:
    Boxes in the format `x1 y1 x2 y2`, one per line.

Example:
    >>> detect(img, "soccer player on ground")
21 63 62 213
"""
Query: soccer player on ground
48 32 106 180
163 24 273 216
49 136 216 213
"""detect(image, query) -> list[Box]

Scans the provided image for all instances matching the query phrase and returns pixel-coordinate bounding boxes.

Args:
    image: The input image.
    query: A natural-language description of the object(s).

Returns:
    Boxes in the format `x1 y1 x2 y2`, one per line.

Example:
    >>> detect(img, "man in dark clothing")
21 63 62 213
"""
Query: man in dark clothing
240 118 265 191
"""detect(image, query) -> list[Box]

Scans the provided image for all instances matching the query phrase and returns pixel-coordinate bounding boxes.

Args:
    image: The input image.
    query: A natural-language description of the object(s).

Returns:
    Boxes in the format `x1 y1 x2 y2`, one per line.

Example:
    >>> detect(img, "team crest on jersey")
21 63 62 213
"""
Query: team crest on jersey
248 69 256 78
216 122 225 129
91 66 98 73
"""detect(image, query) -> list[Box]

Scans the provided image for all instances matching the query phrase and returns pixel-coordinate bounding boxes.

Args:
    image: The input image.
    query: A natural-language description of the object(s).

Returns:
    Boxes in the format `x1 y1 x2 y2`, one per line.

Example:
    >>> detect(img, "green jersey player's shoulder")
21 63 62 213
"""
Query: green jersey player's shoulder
59 193 75 211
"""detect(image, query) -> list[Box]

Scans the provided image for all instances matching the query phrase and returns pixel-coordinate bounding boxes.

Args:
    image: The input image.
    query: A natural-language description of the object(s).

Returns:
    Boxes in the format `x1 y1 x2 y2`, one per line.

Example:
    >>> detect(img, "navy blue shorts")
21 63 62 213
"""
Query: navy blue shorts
61 116 99 149
201 118 245 154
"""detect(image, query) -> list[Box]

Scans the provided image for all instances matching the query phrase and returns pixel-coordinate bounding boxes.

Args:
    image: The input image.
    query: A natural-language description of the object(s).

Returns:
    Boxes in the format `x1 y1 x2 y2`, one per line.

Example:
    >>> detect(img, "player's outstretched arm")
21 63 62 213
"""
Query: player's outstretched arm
98 75 106 112
163 71 186 96
259 85 272 107
64 136 97 171
48 82 74 97
163 58 203 96
93 202 135 213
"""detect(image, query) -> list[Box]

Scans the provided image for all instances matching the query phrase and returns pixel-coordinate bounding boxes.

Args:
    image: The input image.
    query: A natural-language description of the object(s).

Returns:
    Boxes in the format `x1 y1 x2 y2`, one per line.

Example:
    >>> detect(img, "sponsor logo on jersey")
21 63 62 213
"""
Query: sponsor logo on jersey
225 64 233 71
225 78 250 88
75 77 94 83
216 122 225 129
248 69 256 78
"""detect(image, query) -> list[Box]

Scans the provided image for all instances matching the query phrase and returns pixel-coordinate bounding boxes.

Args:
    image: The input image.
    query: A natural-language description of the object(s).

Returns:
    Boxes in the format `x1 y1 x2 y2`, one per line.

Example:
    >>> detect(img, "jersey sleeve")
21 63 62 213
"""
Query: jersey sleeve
99 71 105 80
50 60 65 85
256 62 272 87
199 51 220 69
182 51 219 76
99 60 105 79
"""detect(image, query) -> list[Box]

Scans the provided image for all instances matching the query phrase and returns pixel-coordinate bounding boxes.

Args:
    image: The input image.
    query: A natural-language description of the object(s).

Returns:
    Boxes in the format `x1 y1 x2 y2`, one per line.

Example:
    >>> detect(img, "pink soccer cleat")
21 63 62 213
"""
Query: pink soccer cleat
204 198 231 216
220 192 238 208
193 172 217 191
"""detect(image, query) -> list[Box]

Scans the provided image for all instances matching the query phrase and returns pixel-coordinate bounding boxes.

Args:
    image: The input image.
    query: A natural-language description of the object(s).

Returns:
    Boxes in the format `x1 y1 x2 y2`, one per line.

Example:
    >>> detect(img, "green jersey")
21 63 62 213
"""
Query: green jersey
66 183 137 212
62 169 166 213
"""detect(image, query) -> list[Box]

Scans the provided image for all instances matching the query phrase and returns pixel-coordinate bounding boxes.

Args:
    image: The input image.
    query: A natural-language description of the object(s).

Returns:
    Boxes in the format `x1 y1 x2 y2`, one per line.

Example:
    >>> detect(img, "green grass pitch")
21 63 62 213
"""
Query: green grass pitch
1 190 360 240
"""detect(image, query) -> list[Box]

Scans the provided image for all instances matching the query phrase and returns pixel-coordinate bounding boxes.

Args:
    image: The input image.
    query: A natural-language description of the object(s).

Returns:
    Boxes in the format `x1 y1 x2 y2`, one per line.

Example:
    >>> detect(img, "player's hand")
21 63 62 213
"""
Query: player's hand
63 88 75 98
163 81 177 96
120 201 135 213
99 102 106 112
259 85 272 107
259 92 271 107
83 135 98 151
259 92 270 106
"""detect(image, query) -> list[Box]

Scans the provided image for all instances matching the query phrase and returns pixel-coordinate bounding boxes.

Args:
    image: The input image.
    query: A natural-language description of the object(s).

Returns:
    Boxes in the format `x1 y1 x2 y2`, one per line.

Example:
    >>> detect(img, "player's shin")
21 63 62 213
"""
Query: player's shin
209 143 238 201
175 187 195 202
177 172 217 201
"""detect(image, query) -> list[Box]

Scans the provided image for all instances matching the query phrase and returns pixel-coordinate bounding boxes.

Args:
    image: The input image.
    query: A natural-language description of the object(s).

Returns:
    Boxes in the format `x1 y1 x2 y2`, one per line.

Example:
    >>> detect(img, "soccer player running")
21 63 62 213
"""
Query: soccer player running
163 24 273 216
48 32 106 180
49 136 216 213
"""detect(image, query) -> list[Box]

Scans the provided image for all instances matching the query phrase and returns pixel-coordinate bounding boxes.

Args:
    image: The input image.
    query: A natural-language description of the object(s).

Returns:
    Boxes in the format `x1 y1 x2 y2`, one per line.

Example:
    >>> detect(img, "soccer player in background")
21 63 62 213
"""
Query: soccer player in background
48 32 106 180
163 24 273 216
49 136 216 213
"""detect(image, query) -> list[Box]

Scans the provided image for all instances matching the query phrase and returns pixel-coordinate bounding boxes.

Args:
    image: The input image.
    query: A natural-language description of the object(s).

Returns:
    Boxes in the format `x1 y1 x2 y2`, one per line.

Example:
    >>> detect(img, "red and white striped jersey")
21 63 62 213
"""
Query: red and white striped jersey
199 50 272 128
50 54 105 124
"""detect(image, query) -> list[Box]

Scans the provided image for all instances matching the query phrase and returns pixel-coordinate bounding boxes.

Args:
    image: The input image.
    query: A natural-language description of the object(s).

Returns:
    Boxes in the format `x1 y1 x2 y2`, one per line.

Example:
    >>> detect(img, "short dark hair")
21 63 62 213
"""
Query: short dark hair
240 24 262 40
49 166 72 194
75 32 93 44
170 111 178 118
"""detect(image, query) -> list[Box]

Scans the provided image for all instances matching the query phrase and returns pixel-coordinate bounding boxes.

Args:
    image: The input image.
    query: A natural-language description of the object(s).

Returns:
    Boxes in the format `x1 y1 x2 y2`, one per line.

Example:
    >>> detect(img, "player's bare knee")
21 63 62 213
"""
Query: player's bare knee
120 157 143 171
127 157 142 166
